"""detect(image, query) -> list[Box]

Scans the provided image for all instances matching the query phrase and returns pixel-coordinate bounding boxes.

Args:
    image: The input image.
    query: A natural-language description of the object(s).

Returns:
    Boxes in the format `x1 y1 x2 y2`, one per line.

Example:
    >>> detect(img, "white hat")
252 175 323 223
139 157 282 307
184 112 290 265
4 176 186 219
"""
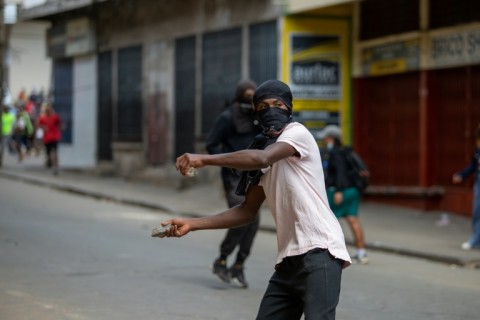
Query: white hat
316 125 342 140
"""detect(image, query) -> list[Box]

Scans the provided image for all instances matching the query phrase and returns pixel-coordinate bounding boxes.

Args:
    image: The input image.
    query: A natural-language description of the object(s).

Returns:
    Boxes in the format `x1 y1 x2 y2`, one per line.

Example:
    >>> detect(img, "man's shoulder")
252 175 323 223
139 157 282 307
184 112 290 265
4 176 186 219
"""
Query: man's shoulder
284 122 307 132
280 122 312 139
217 107 233 120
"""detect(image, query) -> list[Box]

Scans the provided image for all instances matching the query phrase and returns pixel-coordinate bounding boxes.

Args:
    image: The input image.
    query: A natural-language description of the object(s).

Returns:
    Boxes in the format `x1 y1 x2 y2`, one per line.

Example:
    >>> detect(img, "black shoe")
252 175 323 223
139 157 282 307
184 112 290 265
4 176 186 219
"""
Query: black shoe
211 258 230 283
229 265 248 288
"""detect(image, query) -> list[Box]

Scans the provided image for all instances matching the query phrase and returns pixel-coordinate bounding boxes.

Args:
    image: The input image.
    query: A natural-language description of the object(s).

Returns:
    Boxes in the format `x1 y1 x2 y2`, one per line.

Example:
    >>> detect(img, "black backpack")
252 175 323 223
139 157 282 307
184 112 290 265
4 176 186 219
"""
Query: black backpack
344 148 370 192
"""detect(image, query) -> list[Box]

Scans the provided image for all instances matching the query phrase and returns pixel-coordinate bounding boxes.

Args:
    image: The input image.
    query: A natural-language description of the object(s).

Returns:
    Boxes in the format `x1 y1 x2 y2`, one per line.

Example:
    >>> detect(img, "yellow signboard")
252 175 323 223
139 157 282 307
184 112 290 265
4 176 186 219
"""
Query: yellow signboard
361 39 420 76
282 16 351 143
369 59 407 75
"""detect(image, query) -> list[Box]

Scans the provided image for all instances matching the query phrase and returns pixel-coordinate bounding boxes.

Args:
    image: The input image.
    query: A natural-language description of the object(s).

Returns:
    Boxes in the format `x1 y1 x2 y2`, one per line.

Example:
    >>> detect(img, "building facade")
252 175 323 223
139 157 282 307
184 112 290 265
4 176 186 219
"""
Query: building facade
19 0 480 216
352 0 480 215
8 21 51 101
5 0 51 106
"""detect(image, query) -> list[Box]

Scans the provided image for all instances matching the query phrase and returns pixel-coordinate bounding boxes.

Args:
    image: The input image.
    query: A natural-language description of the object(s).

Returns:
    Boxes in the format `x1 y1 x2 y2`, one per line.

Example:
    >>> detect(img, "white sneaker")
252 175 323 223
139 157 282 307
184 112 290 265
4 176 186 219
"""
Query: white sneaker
353 254 369 265
461 242 472 250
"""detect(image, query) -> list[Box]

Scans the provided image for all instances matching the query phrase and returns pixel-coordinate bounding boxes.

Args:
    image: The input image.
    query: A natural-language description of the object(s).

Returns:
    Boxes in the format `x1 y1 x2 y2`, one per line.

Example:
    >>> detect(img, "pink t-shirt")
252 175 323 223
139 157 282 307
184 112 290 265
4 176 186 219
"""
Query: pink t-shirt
259 122 351 268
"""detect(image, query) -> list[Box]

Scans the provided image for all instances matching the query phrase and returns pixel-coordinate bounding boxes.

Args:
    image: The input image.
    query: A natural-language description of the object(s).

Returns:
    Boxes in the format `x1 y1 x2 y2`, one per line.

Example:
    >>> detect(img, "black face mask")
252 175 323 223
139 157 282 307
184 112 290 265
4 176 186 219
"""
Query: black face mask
256 107 292 131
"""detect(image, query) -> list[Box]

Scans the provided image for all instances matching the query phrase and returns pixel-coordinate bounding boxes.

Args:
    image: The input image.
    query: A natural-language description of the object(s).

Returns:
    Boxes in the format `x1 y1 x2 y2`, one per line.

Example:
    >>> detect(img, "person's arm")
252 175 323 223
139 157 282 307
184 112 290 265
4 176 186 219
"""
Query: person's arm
160 184 266 237
176 141 297 176
453 150 477 183
329 150 350 205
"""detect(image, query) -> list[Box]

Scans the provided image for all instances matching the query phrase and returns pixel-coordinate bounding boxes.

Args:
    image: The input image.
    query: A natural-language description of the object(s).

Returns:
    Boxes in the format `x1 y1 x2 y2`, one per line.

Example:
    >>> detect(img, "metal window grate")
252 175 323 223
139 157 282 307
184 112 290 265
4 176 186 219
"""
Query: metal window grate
53 58 73 144
360 0 419 41
249 20 278 85
430 0 480 29
117 45 143 142
174 36 196 159
97 51 113 160
201 27 242 137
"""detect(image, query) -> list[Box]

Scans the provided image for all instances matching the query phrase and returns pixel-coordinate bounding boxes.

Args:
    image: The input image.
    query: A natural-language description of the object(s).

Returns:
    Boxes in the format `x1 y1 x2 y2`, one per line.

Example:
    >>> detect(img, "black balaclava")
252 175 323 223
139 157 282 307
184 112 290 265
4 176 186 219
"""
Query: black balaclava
252 79 293 110
235 80 294 196
232 79 257 133
235 79 257 104
252 80 293 136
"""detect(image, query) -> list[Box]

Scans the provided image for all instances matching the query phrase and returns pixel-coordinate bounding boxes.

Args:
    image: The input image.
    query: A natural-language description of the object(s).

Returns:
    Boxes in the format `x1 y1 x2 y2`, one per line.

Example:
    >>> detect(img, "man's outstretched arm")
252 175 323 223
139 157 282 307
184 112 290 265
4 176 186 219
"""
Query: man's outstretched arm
159 185 266 238
176 141 297 176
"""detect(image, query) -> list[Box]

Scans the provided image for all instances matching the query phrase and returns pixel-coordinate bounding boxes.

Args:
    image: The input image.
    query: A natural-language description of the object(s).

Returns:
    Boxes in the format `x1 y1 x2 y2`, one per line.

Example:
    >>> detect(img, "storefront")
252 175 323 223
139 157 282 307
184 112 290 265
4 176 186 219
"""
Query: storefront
354 5 480 215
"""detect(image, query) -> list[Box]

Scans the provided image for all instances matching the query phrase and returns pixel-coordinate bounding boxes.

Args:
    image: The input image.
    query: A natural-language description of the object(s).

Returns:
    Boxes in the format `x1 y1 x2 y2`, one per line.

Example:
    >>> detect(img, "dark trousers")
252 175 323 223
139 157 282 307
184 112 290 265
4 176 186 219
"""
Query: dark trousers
256 248 343 320
219 178 260 265
44 141 58 167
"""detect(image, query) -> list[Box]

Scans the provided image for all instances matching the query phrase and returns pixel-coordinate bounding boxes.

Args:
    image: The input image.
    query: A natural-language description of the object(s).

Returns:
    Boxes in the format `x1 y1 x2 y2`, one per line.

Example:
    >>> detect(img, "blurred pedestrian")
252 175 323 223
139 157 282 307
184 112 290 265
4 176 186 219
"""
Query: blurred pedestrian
17 88 27 104
453 124 480 250
318 124 370 264
161 80 351 320
32 102 49 156
205 79 261 288
12 107 33 162
38 104 61 175
25 89 43 155
1 105 15 154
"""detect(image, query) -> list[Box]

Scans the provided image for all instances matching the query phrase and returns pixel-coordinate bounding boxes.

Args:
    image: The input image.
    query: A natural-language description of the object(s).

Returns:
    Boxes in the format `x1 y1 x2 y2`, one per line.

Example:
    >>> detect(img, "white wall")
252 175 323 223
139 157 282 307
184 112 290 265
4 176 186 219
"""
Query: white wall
59 54 97 168
8 21 51 101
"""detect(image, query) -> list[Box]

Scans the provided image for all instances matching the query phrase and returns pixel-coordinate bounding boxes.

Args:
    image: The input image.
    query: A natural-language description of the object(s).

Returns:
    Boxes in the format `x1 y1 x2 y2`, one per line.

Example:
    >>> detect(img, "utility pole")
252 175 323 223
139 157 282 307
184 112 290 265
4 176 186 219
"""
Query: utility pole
0 0 4 168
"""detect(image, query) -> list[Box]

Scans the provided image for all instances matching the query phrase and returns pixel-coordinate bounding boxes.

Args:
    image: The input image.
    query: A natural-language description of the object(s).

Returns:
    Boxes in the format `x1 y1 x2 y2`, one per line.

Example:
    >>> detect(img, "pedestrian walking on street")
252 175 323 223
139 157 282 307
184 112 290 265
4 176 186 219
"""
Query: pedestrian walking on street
318 125 370 264
38 104 62 175
12 107 33 162
453 124 480 250
161 80 351 320
205 79 262 288
1 105 15 154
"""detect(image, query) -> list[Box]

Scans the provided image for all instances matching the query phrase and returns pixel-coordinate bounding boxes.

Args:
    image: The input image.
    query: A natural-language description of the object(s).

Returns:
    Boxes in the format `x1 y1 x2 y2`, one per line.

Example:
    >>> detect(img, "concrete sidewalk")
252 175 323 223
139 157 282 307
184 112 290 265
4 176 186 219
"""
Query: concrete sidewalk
1 153 479 269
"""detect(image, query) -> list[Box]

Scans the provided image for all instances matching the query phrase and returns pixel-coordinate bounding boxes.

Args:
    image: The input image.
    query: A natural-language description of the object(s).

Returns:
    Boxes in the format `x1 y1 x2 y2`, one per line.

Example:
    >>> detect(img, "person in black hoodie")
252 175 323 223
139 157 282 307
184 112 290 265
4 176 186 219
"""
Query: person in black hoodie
205 79 262 288
319 125 369 264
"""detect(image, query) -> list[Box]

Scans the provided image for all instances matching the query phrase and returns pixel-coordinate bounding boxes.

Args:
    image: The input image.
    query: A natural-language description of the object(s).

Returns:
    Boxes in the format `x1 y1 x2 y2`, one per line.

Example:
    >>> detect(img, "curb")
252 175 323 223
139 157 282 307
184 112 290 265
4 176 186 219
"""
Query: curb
365 241 477 268
1 169 478 269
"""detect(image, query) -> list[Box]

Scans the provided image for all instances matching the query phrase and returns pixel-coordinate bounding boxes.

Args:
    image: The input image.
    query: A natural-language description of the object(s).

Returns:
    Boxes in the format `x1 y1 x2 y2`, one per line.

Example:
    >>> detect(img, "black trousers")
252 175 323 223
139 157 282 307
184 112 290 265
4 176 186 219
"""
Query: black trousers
256 248 343 320
219 178 260 264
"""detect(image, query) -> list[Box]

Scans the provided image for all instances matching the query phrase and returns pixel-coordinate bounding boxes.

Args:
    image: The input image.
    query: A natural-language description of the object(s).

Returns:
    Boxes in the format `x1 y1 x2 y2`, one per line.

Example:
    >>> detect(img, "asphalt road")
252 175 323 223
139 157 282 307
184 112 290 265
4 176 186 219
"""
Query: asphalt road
1 177 479 320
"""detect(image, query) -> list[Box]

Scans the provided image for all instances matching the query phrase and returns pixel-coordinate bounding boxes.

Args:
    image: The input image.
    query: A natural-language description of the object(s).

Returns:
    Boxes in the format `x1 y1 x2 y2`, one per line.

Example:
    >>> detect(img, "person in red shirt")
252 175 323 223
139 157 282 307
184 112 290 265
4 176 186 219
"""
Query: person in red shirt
38 104 61 175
